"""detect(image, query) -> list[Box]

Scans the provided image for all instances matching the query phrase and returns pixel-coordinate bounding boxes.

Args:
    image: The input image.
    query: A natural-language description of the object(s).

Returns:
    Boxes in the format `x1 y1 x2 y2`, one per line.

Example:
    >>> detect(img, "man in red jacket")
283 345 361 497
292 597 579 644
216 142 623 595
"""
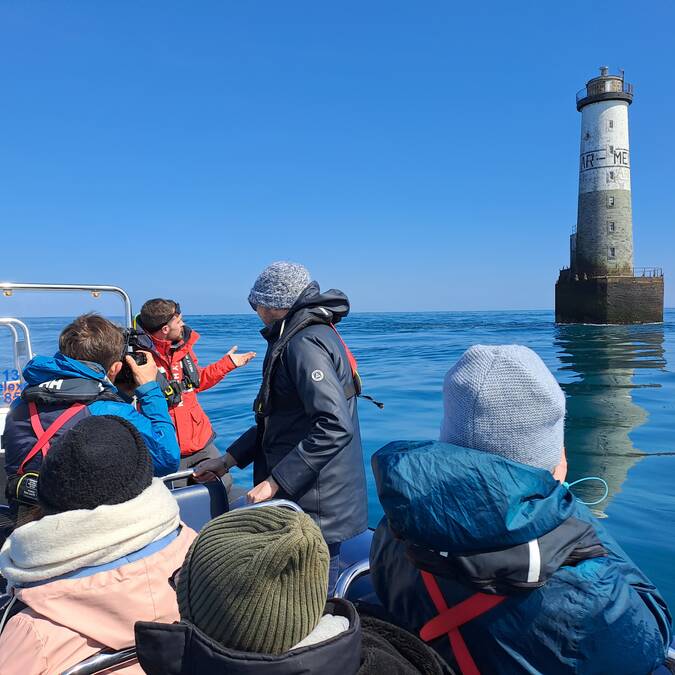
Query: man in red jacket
137 298 255 472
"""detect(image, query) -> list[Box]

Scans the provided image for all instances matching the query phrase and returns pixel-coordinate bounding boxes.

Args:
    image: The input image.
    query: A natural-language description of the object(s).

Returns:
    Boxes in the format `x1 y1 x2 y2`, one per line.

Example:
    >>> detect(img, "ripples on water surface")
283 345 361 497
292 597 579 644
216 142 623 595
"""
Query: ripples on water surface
3 310 675 607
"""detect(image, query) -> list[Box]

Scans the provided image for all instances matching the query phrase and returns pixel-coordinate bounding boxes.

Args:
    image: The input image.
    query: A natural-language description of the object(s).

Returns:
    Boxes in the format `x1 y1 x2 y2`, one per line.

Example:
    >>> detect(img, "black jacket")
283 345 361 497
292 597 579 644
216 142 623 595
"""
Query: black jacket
135 599 449 675
228 283 368 544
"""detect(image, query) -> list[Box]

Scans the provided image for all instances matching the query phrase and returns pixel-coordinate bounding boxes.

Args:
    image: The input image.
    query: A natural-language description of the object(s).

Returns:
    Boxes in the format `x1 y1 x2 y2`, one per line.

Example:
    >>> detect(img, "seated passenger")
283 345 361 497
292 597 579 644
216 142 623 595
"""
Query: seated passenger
370 345 672 675
135 506 446 674
0 415 196 675
1 313 180 534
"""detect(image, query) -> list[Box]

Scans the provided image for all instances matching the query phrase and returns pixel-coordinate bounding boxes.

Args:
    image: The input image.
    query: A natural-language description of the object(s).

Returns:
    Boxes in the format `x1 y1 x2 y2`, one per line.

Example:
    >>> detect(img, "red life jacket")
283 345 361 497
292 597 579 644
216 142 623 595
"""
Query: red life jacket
419 571 506 675
329 324 383 409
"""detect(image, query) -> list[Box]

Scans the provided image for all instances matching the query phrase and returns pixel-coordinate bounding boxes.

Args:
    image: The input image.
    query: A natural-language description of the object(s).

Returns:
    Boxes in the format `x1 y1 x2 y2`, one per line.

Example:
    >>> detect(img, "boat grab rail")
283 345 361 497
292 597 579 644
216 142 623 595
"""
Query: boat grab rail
0 319 34 382
60 647 137 675
333 559 370 600
231 498 304 513
161 469 198 484
0 283 133 328
161 473 303 513
0 318 33 362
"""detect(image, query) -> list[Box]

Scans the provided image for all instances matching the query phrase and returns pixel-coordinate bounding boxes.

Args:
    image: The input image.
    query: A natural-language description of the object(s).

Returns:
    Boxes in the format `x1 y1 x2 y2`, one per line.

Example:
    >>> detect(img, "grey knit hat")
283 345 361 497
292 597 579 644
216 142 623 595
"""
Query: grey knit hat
177 506 329 655
248 261 311 310
440 345 566 471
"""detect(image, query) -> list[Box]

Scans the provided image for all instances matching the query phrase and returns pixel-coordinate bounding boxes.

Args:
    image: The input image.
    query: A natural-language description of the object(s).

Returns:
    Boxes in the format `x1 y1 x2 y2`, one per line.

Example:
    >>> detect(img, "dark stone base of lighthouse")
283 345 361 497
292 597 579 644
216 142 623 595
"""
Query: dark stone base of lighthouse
555 274 664 324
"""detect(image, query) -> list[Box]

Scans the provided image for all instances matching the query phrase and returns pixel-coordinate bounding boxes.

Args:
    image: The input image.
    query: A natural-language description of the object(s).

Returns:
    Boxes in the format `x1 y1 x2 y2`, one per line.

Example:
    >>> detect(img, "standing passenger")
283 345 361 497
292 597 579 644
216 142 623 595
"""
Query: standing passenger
195 262 368 592
137 298 255 472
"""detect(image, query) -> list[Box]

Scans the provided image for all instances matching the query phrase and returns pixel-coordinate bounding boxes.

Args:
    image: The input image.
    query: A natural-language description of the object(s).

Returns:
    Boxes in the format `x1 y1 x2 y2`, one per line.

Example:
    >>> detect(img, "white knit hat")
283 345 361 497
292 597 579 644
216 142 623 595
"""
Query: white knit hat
440 345 566 471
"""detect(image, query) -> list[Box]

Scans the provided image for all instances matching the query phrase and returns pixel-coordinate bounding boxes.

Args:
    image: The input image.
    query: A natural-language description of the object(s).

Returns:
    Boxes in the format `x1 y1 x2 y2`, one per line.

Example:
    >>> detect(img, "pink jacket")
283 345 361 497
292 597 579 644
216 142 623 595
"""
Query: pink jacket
0 525 196 675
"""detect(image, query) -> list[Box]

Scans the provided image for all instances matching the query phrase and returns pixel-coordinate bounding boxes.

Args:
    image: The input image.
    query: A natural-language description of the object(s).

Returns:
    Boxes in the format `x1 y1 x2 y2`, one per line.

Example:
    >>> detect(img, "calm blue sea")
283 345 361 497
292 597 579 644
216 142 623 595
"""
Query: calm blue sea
3 311 675 609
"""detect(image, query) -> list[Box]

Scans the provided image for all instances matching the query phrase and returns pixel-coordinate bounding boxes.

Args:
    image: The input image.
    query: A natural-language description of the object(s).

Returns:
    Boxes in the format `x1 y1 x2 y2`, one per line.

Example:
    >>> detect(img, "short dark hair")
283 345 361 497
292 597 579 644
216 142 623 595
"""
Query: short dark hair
59 313 125 371
139 298 179 333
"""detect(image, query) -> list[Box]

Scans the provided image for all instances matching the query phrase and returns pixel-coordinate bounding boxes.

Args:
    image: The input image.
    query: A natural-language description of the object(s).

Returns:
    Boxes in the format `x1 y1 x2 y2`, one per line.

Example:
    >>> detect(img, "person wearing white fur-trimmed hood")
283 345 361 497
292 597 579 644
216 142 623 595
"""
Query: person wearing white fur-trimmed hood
0 415 197 675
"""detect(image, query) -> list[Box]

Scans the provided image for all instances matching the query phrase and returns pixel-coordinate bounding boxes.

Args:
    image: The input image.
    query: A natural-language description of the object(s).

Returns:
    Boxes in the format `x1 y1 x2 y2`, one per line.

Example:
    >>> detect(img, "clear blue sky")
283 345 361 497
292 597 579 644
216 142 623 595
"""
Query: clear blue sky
1 1 674 314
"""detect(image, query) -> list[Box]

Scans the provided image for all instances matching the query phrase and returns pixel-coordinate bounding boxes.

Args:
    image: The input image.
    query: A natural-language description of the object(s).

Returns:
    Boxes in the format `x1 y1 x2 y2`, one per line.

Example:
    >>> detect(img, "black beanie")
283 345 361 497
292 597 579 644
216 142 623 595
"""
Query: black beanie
37 415 153 514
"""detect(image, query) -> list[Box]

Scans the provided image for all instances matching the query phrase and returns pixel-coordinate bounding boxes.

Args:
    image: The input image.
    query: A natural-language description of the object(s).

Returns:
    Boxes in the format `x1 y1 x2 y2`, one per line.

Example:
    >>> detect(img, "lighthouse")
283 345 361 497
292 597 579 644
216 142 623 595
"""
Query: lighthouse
555 67 664 324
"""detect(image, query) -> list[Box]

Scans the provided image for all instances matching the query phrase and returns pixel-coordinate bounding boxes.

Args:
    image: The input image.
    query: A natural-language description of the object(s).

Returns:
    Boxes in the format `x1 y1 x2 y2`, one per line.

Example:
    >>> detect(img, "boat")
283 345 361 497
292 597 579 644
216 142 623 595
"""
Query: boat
0 281 672 674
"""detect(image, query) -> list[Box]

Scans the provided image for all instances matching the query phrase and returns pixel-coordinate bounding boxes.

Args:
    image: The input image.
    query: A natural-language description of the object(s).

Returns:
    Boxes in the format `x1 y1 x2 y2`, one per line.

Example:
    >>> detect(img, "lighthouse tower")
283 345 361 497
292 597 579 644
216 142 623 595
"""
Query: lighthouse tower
576 66 633 276
555 67 663 324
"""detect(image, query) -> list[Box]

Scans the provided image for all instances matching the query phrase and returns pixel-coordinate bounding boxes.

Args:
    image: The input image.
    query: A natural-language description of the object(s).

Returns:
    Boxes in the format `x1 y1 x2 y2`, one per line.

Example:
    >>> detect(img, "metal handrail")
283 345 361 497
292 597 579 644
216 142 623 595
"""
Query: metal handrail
231 498 304 513
0 283 133 328
633 267 664 278
0 318 34 371
558 267 663 279
161 469 197 484
333 559 370 599
161 472 304 513
576 80 633 103
60 647 137 675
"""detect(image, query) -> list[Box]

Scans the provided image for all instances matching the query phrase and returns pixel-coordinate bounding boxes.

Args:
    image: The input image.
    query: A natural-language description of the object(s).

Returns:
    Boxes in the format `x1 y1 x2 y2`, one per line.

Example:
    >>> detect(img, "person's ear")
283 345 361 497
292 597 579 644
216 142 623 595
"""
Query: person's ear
108 361 123 382
161 324 171 338
552 446 568 483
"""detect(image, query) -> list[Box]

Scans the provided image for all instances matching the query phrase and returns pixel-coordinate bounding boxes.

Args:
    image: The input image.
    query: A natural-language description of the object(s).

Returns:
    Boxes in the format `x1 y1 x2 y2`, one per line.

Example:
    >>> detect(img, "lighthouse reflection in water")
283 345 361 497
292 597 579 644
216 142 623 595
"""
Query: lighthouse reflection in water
556 323 665 514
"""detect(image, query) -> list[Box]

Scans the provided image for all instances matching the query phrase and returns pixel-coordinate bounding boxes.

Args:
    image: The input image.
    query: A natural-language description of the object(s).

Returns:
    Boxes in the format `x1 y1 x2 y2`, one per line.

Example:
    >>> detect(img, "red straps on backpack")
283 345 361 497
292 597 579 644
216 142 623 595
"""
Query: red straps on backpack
18 402 86 475
419 571 506 675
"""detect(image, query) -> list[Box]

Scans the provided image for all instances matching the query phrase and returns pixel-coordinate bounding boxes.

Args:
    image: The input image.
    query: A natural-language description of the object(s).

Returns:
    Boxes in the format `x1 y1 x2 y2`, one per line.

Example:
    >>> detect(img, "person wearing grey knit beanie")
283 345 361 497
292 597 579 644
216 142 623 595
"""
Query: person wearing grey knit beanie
369 343 671 674
441 344 567 478
195 261 369 596
248 260 312 312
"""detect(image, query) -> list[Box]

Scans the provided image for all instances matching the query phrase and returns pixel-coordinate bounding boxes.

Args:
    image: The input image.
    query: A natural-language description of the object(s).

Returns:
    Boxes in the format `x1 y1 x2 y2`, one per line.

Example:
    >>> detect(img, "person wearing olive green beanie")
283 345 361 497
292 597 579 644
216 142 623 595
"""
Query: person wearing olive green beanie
135 506 447 675
178 506 330 655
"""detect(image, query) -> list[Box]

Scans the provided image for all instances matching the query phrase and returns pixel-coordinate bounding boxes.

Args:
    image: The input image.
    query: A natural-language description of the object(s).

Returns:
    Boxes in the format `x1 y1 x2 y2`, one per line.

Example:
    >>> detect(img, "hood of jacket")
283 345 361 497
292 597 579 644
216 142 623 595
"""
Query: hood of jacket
21 352 117 402
12 526 195 650
372 440 606 593
261 282 350 344
135 598 362 675
23 352 115 388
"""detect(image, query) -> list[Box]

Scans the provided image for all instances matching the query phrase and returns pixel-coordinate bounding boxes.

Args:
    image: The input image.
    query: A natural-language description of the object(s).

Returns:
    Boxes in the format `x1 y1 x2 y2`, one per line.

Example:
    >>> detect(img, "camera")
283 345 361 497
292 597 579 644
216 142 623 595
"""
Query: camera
116 328 153 387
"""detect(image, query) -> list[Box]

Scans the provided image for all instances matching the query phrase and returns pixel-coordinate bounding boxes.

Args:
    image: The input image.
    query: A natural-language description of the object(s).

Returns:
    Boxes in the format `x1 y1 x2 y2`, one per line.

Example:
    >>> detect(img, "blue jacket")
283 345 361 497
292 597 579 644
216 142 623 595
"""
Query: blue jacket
2 353 180 479
370 441 672 675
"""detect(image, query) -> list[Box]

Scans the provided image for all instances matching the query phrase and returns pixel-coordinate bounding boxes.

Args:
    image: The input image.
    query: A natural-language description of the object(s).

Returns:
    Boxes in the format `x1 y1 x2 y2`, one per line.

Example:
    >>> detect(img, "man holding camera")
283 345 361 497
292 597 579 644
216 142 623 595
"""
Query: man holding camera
136 299 255 471
1 313 181 538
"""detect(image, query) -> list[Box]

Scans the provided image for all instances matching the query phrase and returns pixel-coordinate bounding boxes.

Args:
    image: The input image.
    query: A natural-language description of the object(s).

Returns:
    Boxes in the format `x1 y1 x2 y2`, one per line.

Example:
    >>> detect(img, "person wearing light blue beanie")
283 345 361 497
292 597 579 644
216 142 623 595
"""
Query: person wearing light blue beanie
369 344 671 675
440 344 567 475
